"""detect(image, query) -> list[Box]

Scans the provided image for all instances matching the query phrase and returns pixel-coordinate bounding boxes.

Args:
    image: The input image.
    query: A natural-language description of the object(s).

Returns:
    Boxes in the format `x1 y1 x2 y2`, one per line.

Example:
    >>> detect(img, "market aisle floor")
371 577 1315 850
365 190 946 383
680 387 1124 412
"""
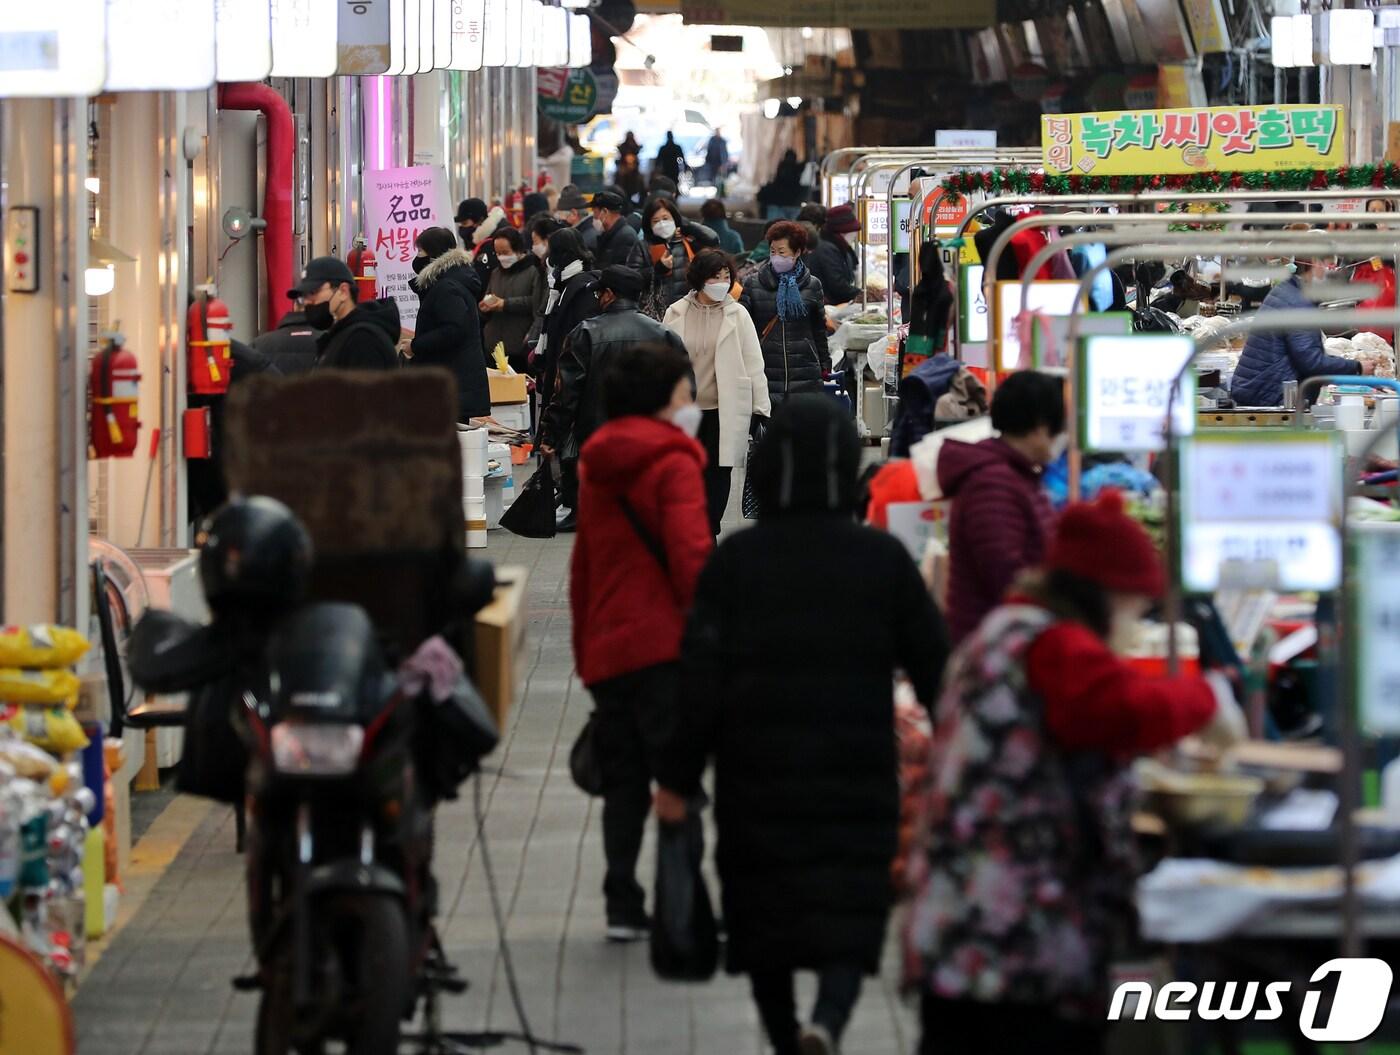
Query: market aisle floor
71 479 916 1055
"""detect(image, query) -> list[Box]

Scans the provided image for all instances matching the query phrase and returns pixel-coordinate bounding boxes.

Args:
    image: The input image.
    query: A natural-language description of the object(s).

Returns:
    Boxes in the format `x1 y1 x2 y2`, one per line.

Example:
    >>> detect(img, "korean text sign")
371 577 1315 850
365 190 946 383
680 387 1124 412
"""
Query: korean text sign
1079 334 1196 453
1180 431 1343 592
364 166 454 334
1353 522 1400 735
994 280 1080 371
1042 106 1345 176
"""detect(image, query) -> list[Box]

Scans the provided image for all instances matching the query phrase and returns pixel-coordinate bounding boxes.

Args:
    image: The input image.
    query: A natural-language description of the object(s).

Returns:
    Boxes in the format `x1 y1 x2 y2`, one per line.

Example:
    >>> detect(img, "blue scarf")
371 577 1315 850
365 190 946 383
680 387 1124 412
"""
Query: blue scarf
775 259 807 321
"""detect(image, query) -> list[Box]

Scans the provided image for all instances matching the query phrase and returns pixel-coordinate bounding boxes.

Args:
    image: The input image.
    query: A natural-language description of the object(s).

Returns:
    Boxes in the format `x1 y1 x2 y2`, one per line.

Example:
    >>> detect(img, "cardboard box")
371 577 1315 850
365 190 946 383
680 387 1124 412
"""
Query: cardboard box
474 565 528 728
488 370 529 405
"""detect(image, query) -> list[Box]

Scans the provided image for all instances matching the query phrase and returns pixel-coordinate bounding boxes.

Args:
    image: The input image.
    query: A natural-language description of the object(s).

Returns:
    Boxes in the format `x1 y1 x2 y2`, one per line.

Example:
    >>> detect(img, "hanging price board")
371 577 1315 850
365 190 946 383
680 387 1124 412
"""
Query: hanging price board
1354 522 1400 734
960 264 988 344
994 279 1080 371
862 198 890 245
892 199 914 253
1077 334 1196 452
1179 431 1343 593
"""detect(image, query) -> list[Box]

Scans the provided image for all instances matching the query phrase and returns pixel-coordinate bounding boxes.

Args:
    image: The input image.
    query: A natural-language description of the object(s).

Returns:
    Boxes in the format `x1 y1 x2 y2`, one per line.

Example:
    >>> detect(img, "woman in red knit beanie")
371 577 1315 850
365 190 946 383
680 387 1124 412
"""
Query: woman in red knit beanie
903 489 1248 1055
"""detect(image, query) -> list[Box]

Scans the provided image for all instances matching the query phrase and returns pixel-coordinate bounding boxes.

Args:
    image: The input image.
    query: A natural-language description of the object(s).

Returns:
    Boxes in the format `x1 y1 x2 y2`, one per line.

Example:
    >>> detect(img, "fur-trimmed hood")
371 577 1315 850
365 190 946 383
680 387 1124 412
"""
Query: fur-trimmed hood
414 247 476 290
473 206 510 246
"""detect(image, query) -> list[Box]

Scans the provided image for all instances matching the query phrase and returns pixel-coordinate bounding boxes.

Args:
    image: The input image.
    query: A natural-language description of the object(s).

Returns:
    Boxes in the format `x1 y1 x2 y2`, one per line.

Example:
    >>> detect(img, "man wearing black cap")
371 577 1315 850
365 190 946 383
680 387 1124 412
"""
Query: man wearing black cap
292 256 399 371
540 265 687 528
556 184 599 253
591 190 640 269
251 295 319 375
455 197 490 249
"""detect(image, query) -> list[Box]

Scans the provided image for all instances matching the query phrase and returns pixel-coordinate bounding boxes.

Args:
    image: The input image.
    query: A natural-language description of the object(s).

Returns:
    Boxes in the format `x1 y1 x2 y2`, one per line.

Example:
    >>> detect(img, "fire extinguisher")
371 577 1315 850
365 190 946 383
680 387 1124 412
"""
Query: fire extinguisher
187 283 233 395
347 236 377 300
505 183 525 230
89 332 141 459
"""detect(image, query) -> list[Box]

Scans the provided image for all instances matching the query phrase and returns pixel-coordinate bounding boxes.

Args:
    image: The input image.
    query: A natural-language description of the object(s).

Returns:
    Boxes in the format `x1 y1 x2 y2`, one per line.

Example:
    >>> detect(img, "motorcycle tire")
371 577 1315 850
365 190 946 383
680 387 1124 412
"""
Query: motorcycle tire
255 893 411 1055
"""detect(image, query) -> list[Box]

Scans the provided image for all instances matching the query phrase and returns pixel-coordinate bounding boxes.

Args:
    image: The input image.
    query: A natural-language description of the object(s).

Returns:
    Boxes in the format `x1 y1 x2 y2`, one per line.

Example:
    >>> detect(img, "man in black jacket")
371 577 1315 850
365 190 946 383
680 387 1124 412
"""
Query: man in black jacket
251 300 318 375
556 184 599 253
292 256 399 370
803 203 862 306
590 190 640 268
540 265 686 519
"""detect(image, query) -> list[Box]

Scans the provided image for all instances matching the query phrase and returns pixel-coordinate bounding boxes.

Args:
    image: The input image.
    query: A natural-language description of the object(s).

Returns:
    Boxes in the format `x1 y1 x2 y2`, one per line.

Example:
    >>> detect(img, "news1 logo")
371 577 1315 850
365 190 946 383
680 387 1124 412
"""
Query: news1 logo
1109 959 1394 1042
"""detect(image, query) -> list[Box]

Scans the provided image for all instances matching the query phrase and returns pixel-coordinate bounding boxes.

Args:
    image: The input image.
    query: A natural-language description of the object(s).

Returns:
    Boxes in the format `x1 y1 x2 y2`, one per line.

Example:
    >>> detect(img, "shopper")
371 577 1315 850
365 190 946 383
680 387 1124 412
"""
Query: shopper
556 184 599 253
468 202 512 288
252 297 319 375
740 220 829 406
543 265 688 474
905 490 1247 1055
521 191 550 227
654 131 686 186
405 226 490 421
616 155 647 208
938 370 1064 644
294 256 399 370
907 239 954 352
455 197 489 249
528 214 567 262
591 190 641 268
805 203 862 306
481 226 546 373
655 394 948 1055
757 149 806 220
664 248 770 534
618 131 642 165
571 340 712 942
702 128 730 185
628 197 719 317
700 198 744 256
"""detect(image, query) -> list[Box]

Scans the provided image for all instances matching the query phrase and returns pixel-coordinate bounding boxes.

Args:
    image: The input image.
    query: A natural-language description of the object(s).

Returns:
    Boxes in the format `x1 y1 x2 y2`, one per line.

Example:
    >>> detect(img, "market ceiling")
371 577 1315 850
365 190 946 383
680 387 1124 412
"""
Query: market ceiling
674 0 995 29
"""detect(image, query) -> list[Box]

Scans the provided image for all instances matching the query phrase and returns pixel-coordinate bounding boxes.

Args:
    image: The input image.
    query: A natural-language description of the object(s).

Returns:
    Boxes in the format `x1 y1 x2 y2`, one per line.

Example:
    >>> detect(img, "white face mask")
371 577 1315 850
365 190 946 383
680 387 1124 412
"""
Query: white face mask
652 218 678 240
670 403 703 438
702 281 730 303
532 243 549 259
497 254 519 269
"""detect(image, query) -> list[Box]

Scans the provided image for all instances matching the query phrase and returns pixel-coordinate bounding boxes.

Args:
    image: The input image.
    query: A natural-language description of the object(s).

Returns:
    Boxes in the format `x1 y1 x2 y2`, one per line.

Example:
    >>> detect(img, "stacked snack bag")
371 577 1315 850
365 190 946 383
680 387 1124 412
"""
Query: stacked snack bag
0 625 95 985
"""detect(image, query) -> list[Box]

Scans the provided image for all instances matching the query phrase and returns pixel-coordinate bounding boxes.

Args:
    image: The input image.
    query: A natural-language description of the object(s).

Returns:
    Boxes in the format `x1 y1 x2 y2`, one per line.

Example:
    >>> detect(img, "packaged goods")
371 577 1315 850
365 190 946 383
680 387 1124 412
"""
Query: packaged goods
0 668 80 708
1 705 89 755
0 625 88 669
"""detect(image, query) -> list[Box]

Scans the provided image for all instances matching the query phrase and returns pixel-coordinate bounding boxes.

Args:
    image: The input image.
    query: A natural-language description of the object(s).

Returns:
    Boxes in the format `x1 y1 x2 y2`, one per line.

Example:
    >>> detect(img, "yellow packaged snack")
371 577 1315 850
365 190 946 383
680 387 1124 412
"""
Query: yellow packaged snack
1 703 89 754
0 625 89 668
0 668 80 708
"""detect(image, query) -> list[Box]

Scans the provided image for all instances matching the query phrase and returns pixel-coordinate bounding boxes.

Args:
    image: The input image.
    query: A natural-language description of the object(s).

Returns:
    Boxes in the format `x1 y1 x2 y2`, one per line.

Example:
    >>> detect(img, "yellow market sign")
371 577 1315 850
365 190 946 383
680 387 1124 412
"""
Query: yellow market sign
1042 106 1344 177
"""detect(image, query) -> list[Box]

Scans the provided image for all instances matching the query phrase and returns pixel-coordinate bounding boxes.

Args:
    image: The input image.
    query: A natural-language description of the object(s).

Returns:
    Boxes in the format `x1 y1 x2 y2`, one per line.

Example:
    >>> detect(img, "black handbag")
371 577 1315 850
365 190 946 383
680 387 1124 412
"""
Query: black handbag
175 679 248 805
741 417 767 519
499 466 556 538
650 809 719 981
569 713 606 796
415 673 500 801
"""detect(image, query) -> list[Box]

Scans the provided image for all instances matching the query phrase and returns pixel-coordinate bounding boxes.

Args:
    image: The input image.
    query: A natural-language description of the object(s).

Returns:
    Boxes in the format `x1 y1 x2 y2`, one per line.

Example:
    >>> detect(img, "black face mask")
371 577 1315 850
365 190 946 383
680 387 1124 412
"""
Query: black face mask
412 255 431 274
304 300 335 331
458 225 475 246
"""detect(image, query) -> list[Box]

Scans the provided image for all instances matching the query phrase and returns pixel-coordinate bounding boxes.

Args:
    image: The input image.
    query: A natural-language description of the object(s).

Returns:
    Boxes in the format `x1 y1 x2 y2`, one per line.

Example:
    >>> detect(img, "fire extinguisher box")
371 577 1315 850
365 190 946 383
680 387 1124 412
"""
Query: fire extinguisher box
183 407 212 460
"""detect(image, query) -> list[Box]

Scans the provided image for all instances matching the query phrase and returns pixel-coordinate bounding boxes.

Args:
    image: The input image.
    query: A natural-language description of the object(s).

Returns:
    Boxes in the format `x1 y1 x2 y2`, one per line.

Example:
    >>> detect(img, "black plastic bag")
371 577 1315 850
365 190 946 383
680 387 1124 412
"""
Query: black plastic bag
650 810 719 981
569 713 605 796
176 679 248 804
415 674 500 801
500 467 556 538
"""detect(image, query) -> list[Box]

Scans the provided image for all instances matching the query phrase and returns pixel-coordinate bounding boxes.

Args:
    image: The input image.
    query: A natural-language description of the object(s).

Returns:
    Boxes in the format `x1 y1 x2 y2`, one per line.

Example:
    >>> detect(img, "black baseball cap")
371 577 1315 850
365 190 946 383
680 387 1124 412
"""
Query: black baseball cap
456 197 489 223
599 265 643 300
288 256 355 299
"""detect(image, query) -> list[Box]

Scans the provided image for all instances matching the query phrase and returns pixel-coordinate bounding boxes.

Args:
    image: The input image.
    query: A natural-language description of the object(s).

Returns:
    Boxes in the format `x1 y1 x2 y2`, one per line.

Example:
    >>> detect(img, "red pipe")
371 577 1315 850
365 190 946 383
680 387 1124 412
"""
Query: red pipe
218 83 294 332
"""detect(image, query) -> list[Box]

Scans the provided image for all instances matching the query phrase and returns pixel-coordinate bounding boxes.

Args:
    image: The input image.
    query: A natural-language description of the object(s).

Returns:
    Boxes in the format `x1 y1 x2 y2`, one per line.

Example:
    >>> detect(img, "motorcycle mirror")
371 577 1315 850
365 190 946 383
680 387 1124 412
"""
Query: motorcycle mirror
452 557 498 618
127 610 234 695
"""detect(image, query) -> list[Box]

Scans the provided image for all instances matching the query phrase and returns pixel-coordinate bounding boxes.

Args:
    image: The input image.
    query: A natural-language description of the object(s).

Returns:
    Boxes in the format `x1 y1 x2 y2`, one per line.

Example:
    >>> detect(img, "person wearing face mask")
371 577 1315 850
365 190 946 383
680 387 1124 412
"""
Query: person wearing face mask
555 184 599 253
627 196 720 318
1230 227 1370 407
569 340 713 943
905 490 1246 1055
591 190 640 268
292 256 399 371
653 395 948 1055
482 226 547 372
937 370 1066 645
740 220 830 406
405 226 490 421
664 248 771 534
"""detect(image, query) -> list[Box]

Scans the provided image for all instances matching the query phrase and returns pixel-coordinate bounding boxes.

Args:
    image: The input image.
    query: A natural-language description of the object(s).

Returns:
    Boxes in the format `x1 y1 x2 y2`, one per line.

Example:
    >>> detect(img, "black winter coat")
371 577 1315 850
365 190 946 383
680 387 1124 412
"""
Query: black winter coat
627 221 719 315
594 216 640 269
408 247 491 420
806 232 860 305
741 261 830 402
251 310 318 375
316 299 400 371
543 299 688 458
535 269 601 432
660 394 948 974
484 258 547 372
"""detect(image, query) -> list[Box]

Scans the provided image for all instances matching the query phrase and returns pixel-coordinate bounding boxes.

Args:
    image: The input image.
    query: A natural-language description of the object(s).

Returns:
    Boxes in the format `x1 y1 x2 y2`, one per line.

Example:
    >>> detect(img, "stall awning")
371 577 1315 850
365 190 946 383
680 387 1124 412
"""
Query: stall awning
679 0 995 29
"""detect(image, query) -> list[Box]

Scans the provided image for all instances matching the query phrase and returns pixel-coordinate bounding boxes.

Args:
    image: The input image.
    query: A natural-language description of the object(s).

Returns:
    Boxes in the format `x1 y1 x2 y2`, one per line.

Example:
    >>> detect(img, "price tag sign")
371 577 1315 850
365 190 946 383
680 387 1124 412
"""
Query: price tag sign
1078 334 1196 452
994 280 1080 371
960 264 989 344
1180 431 1343 592
863 199 890 245
1354 522 1400 734
827 175 852 208
892 199 914 253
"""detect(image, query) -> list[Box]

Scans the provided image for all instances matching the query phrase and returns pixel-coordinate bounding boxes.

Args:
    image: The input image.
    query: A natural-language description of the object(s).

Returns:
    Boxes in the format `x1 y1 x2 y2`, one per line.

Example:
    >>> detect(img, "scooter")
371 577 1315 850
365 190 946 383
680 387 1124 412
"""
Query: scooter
127 497 500 1054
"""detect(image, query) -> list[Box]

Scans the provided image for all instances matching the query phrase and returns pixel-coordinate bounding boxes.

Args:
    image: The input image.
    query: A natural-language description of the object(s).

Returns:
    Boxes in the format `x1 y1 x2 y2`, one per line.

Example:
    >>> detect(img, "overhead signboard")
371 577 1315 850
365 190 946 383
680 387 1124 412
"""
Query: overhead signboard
216 0 273 81
482 0 507 65
568 12 591 67
936 129 998 148
1353 522 1400 735
433 0 452 70
0 4 106 97
863 199 890 245
1180 431 1343 593
994 279 1081 371
450 0 485 70
338 0 391 73
105 0 217 90
1042 105 1345 177
271 0 338 77
892 199 914 253
505 0 524 66
365 166 454 334
1078 334 1196 452
387 0 407 73
679 0 995 29
538 67 600 123
960 264 988 344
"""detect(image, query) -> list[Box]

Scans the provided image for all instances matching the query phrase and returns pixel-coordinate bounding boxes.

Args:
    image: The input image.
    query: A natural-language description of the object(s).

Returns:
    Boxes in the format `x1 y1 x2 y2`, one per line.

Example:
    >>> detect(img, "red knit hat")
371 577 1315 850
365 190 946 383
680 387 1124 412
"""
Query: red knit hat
825 203 861 235
1047 489 1165 597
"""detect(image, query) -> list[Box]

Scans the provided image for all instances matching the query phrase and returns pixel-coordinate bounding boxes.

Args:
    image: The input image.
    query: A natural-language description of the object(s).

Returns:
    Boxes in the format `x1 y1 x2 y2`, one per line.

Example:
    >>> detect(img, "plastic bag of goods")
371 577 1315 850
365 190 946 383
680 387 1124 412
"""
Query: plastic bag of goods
0 668 80 708
1 704 89 755
0 626 88 669
1353 332 1397 378
0 737 57 780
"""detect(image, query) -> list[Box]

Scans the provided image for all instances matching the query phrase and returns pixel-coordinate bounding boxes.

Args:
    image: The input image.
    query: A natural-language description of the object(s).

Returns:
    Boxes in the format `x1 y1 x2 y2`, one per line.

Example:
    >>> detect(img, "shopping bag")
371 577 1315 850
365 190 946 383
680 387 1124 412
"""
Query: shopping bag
569 712 605 796
741 418 767 519
499 466 556 538
650 809 719 981
176 680 248 805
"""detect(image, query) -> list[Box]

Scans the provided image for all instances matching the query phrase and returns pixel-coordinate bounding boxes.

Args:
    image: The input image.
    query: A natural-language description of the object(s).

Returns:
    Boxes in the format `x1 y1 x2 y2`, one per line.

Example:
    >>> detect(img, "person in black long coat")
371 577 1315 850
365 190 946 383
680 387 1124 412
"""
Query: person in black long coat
656 394 949 1055
407 226 490 421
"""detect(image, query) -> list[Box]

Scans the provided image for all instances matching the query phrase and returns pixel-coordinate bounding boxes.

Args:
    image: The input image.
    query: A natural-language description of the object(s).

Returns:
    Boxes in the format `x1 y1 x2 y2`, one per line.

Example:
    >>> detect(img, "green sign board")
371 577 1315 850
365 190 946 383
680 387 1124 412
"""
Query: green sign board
538 68 598 124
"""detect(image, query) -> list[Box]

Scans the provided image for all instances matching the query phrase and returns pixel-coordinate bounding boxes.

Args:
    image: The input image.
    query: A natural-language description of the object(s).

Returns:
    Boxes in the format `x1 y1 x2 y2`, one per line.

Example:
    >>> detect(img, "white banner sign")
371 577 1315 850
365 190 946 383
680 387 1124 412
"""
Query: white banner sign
216 0 273 81
961 264 988 344
271 0 337 76
1081 334 1196 452
936 129 998 148
105 0 216 90
338 0 391 73
450 0 485 69
365 165 455 334
0 4 106 97
994 279 1080 371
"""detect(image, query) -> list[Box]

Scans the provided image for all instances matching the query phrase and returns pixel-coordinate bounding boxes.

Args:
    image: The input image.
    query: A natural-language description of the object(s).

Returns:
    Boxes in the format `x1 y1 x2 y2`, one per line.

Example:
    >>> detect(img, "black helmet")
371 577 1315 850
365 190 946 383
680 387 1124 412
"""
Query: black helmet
197 496 313 614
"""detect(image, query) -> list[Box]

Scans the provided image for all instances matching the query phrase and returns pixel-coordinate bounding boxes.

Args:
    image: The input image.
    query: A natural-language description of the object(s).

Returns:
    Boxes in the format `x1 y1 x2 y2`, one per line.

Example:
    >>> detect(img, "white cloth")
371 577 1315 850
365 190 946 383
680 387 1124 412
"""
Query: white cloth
544 259 585 316
664 295 771 468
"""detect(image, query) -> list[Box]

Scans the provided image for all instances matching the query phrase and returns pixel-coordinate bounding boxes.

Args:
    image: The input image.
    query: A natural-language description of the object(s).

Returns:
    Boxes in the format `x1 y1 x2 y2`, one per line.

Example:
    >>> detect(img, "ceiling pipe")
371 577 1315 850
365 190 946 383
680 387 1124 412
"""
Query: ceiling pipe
217 82 294 331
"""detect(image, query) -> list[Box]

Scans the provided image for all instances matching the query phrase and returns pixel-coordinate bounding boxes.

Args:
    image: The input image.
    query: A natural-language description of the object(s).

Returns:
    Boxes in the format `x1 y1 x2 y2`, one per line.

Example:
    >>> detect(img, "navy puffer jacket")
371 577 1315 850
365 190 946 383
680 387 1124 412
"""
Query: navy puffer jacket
1230 276 1361 407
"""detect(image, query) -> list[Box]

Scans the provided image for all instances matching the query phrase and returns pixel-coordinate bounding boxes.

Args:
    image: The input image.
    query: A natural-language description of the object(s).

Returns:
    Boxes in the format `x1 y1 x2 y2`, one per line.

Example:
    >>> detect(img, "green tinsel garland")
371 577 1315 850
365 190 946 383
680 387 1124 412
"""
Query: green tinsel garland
938 164 1400 202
